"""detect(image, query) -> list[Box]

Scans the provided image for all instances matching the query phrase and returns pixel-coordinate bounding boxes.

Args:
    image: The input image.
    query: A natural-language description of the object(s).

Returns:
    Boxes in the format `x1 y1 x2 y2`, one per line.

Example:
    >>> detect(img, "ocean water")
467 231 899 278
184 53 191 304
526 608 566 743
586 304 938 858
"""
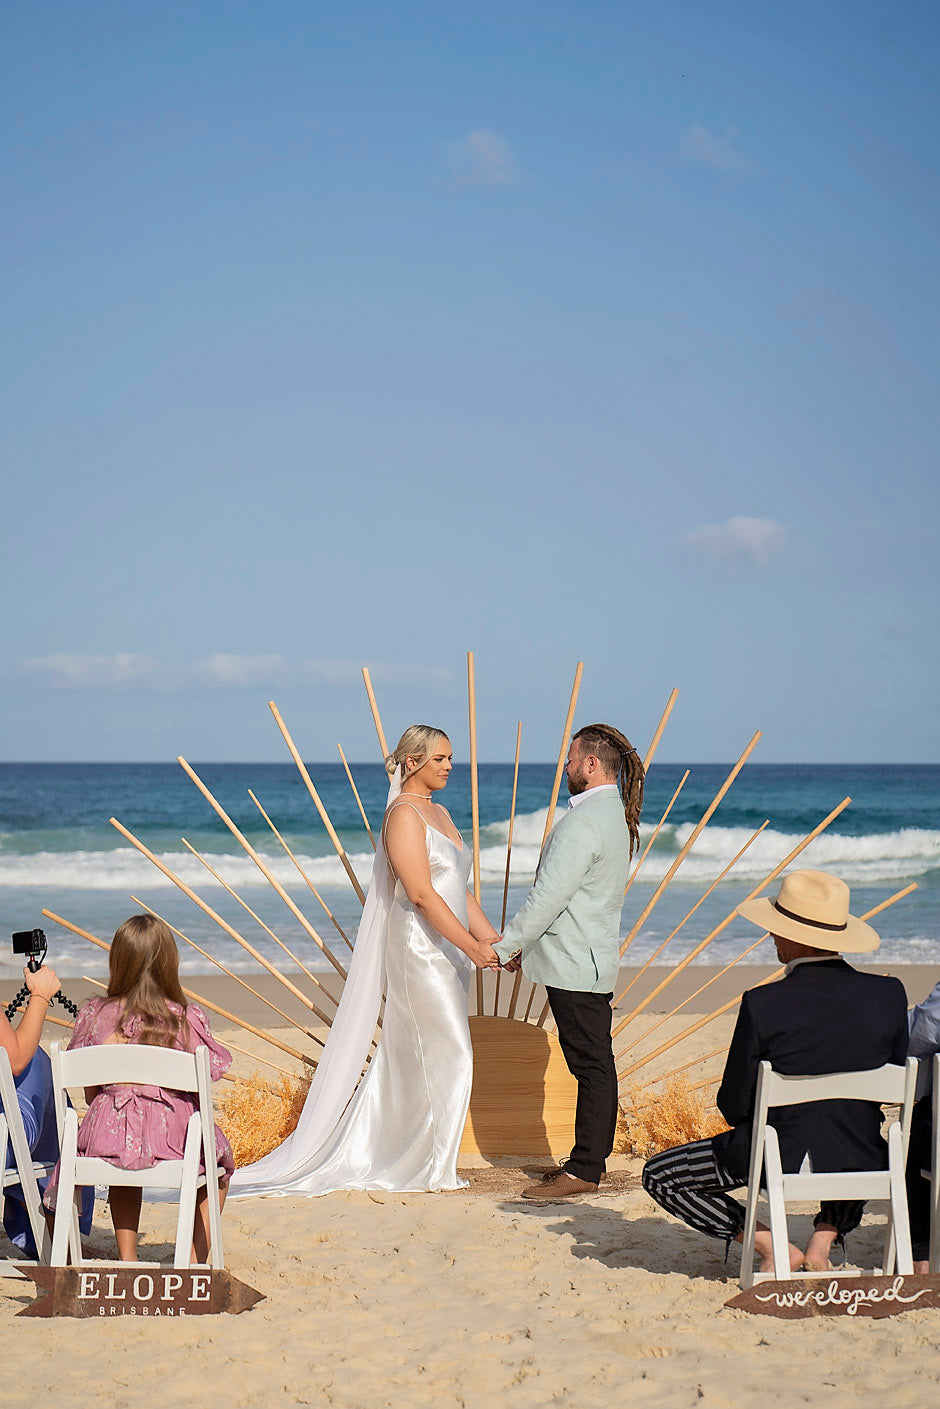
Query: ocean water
0 762 937 980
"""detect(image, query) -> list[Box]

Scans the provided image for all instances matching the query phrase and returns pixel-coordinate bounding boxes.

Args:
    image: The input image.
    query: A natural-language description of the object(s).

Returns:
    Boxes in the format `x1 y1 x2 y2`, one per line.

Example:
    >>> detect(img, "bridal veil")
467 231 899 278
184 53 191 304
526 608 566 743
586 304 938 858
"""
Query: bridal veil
228 768 401 1196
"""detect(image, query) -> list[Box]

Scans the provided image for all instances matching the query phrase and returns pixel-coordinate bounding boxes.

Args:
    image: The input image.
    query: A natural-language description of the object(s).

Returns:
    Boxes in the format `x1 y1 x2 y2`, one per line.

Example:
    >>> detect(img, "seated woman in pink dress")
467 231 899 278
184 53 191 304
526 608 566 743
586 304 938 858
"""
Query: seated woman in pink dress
45 914 234 1263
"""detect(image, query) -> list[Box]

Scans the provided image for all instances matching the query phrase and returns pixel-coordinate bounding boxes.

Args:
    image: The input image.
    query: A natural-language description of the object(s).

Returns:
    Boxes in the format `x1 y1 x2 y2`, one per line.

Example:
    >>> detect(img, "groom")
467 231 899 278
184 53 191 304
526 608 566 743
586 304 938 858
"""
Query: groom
493 724 644 1200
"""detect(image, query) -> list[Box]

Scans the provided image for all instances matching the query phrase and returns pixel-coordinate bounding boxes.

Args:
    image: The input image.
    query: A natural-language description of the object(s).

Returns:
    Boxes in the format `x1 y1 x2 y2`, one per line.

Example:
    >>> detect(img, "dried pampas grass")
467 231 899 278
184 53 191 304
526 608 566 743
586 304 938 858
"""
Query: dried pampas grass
217 1069 312 1168
616 1076 729 1158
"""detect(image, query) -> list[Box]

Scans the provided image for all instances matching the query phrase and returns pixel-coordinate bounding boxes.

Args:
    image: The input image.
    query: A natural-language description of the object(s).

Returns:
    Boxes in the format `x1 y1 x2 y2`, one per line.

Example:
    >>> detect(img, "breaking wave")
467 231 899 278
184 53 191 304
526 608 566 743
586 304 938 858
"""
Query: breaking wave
2 809 937 892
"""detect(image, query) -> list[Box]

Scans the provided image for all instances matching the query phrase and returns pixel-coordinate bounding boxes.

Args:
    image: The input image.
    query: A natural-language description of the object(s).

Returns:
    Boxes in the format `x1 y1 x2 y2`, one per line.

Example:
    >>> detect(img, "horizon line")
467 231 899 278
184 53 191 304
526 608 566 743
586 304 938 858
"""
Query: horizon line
1 759 937 769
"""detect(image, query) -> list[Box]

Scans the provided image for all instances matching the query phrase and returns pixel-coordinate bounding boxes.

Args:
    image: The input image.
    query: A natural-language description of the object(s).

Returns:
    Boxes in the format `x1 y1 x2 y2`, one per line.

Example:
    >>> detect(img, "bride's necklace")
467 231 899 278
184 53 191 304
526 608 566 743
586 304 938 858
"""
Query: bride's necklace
401 791 432 800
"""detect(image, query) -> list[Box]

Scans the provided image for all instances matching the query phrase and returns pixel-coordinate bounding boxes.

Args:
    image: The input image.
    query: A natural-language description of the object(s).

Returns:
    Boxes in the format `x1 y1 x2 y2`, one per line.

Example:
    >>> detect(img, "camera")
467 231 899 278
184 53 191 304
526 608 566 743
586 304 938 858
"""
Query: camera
7 927 77 1021
12 928 48 966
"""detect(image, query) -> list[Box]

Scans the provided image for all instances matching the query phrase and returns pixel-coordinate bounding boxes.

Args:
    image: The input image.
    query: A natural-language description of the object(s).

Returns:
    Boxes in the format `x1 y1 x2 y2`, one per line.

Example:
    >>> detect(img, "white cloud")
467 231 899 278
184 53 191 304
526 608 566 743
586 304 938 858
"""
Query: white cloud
680 125 752 173
195 653 290 688
447 129 518 187
682 516 786 568
16 653 452 692
17 653 168 690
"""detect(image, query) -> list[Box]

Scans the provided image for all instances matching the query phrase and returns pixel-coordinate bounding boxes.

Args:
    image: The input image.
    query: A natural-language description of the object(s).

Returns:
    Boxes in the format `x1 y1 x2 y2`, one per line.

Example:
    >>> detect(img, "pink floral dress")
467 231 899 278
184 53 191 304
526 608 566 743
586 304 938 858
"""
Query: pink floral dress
44 997 234 1210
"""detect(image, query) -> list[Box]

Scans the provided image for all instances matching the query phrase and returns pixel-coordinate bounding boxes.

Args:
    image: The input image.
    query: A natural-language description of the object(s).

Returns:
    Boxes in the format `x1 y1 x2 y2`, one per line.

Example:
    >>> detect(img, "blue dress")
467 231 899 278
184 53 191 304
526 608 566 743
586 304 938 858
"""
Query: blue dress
2 1048 92 1257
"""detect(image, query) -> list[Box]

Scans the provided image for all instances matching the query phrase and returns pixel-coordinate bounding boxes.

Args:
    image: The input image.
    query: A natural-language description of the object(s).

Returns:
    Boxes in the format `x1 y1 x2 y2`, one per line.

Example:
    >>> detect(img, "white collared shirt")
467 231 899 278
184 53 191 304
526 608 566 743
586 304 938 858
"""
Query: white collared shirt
784 954 841 975
567 782 619 810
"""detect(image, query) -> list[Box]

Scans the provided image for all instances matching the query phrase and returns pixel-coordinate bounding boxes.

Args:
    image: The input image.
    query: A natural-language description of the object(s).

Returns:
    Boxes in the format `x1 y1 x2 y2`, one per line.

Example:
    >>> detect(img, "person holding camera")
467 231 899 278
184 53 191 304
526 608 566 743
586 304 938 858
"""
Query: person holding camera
1 959 62 1076
1 951 91 1256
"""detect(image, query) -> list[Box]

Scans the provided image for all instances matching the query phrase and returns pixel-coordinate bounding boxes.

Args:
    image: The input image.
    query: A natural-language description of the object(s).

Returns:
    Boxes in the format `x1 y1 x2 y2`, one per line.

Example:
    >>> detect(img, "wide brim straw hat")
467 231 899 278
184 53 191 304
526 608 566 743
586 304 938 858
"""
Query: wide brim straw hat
736 868 880 954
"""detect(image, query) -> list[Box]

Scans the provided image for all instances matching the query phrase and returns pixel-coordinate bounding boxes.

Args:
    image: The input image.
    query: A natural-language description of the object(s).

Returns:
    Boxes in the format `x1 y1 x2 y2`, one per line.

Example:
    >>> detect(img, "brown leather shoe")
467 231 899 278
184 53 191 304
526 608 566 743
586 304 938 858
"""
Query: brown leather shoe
521 1171 599 1201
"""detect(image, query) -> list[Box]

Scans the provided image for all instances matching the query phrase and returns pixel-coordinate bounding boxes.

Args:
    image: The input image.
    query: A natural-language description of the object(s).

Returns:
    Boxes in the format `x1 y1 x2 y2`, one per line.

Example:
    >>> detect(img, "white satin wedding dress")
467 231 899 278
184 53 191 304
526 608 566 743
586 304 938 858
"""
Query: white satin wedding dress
230 789 474 1197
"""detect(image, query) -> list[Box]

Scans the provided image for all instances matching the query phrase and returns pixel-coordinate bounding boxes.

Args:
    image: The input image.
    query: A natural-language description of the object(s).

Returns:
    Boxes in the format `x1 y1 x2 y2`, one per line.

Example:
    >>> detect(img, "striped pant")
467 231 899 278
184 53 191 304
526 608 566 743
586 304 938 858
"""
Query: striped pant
642 1138 864 1243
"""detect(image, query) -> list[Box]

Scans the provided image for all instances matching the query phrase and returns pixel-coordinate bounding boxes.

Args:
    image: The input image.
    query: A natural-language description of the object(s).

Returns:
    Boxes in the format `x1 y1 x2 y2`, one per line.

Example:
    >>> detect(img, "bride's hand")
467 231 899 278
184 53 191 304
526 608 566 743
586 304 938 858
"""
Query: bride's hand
472 941 500 970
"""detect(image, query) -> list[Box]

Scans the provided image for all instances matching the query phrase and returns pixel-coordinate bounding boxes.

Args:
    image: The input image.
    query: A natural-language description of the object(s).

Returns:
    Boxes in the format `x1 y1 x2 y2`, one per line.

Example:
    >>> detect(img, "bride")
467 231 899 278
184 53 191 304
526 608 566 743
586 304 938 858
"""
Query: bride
230 725 501 1197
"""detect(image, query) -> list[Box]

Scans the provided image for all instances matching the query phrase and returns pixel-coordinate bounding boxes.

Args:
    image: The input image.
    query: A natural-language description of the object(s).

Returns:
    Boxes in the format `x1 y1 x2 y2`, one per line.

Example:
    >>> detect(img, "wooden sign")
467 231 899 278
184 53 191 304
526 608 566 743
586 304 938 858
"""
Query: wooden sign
726 1274 940 1320
15 1266 264 1318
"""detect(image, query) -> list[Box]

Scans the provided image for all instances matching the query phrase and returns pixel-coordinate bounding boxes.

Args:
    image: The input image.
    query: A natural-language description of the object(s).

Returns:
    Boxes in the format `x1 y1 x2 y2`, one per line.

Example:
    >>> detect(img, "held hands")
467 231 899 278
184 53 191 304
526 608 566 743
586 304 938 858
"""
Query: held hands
470 936 521 973
25 964 61 1001
486 934 522 973
472 941 501 970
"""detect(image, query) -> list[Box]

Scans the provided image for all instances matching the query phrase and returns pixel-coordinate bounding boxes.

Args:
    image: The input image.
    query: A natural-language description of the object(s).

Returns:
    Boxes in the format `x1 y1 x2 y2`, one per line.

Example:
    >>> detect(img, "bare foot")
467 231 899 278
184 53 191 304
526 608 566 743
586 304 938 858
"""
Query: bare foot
759 1248 805 1274
802 1227 838 1272
752 1229 804 1274
914 1260 930 1276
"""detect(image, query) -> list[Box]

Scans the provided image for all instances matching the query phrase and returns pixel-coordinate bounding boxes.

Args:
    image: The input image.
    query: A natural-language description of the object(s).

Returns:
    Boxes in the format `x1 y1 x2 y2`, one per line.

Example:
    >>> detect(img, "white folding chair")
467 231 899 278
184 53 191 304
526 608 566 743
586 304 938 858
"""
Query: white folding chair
0 1049 54 1272
49 1042 225 1269
739 1058 917 1289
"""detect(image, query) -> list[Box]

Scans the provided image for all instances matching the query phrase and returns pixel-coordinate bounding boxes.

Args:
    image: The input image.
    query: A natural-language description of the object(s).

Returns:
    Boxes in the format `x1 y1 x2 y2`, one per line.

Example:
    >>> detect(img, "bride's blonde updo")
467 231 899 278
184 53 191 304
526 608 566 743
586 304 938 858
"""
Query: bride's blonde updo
385 725 450 780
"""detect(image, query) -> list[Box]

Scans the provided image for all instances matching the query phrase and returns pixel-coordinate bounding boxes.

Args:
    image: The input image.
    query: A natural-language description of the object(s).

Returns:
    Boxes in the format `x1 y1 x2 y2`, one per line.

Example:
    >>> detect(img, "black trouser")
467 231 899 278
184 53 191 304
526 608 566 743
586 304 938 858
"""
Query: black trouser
905 1094 932 1264
546 986 618 1184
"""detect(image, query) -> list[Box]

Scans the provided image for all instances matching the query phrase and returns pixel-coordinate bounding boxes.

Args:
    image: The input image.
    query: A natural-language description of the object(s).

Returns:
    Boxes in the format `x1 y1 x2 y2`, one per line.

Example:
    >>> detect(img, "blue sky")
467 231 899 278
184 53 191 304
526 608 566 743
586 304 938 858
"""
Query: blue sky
2 2 937 763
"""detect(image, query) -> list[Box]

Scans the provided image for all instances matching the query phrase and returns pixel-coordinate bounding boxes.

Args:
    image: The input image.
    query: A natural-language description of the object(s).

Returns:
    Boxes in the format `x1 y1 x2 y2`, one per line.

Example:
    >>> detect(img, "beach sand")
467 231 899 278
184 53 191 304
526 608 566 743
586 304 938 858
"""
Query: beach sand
2 966 939 1406
8 1158 940 1409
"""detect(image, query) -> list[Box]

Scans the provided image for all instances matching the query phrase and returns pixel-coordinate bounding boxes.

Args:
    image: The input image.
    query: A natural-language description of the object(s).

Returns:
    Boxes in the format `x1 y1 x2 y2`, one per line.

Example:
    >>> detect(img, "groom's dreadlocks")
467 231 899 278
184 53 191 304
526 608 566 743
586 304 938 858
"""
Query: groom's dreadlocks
572 723 645 860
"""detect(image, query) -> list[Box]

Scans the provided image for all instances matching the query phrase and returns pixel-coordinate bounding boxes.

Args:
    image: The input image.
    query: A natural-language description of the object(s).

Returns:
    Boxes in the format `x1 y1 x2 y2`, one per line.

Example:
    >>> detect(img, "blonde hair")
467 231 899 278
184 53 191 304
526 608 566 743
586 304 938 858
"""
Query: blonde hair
106 913 188 1047
385 725 450 779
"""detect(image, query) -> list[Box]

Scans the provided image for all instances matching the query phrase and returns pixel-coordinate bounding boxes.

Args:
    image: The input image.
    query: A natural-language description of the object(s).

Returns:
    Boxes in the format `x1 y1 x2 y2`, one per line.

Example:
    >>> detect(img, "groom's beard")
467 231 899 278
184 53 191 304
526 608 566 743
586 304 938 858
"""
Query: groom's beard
566 767 590 796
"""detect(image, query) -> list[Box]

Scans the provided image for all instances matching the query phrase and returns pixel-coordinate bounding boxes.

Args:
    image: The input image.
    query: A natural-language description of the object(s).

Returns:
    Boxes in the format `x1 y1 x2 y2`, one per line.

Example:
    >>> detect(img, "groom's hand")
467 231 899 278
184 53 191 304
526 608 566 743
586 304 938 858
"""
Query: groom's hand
502 951 522 973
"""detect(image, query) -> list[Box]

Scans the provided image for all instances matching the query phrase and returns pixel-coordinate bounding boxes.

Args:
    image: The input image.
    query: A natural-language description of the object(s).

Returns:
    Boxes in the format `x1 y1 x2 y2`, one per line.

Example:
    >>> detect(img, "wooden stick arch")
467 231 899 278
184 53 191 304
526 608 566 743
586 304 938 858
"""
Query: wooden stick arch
36 658 919 1160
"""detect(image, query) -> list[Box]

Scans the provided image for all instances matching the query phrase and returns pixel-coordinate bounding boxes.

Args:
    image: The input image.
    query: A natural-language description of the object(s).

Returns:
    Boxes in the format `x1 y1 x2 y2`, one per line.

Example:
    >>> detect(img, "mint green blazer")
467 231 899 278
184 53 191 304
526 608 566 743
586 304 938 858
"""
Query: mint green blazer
493 788 630 994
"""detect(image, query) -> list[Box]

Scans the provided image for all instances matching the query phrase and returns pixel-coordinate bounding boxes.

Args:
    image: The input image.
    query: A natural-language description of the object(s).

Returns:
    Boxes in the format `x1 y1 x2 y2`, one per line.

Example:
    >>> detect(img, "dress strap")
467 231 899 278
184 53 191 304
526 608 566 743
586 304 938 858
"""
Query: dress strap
384 799 429 826
380 798 428 851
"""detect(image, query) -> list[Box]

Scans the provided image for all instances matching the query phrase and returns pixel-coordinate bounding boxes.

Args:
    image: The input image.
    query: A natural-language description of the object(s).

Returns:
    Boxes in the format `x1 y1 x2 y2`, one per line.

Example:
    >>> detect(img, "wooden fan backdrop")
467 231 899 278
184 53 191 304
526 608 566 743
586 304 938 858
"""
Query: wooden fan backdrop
41 656 915 1160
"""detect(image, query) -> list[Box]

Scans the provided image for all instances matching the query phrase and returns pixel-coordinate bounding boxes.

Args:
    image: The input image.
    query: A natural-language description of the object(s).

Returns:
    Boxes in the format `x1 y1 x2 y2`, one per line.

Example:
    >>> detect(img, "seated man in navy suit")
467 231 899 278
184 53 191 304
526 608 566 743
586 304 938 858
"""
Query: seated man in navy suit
642 870 909 1273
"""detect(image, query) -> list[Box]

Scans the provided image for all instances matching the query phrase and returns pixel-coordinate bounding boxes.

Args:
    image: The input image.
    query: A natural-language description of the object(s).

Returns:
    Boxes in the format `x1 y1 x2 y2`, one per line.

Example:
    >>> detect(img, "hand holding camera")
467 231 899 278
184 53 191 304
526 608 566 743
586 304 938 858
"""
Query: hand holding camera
7 929 75 1021
24 962 61 1002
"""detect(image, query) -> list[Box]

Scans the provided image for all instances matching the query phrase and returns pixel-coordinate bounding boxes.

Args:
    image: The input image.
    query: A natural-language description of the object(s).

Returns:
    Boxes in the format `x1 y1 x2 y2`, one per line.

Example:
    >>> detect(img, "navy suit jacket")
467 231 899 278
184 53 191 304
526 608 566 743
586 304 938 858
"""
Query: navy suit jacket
712 958 909 1181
